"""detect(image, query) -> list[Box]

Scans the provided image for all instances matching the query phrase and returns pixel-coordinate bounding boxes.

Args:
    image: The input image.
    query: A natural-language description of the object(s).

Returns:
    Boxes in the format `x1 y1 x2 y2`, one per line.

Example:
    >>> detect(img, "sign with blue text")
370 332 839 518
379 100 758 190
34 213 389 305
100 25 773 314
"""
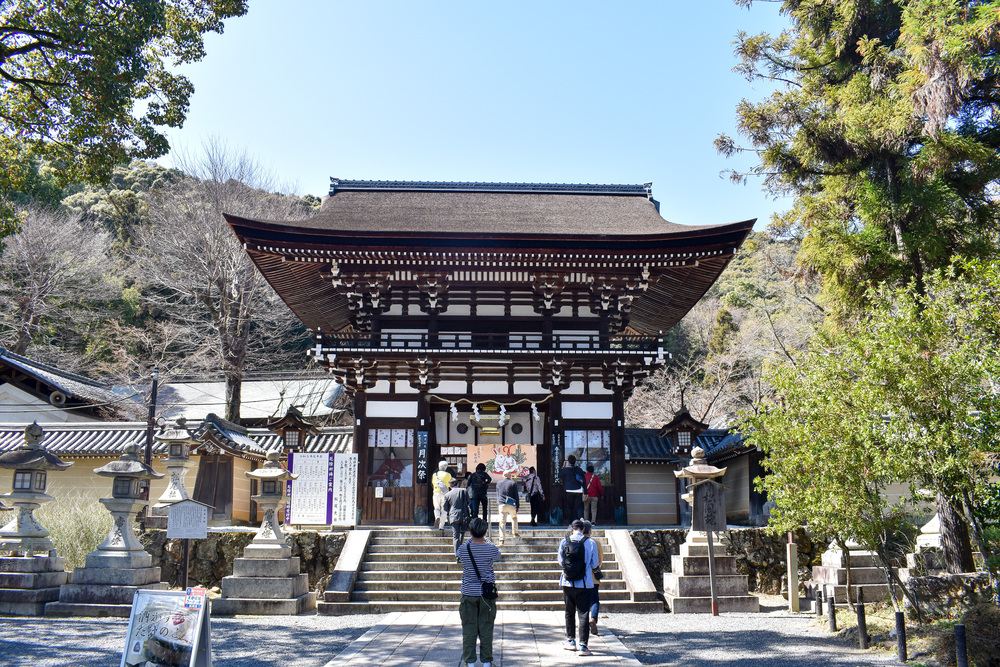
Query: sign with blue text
121 588 212 667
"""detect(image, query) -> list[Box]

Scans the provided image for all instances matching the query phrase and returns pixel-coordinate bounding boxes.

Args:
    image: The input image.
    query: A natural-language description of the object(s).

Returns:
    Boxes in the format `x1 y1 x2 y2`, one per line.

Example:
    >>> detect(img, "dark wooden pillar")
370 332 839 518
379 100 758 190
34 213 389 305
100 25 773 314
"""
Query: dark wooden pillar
610 388 627 524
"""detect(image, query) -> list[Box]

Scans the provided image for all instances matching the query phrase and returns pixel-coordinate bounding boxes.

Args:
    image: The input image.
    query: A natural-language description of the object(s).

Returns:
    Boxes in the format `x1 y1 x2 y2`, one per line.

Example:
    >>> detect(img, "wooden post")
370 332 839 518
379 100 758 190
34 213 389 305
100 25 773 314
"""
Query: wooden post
856 602 869 649
815 589 824 617
895 610 907 663
827 587 837 632
787 532 799 613
706 529 719 616
182 538 190 590
955 625 968 667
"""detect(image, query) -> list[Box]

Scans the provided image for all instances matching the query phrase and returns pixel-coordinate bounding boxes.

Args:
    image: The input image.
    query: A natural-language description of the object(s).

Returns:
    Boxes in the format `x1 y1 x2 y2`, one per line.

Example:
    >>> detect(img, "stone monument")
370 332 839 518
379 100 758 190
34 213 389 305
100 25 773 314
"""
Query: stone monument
46 444 168 616
812 539 891 604
663 446 759 613
0 423 73 615
212 450 316 615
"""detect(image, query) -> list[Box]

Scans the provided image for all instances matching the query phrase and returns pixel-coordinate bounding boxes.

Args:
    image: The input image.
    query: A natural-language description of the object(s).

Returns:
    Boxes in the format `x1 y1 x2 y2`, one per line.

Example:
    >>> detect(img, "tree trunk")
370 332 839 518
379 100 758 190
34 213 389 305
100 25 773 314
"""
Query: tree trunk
937 493 976 573
225 373 242 424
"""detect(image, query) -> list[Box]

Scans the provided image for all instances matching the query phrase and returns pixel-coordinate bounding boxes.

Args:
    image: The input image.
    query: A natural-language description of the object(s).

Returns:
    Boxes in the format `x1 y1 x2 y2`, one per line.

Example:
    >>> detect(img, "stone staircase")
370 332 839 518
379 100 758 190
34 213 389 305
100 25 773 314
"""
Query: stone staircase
318 520 661 614
812 548 894 604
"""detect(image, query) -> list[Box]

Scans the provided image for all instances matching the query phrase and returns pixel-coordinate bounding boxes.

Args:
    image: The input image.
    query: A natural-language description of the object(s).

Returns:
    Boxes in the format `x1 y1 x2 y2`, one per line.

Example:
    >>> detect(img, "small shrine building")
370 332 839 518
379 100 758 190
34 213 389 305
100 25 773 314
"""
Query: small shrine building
226 180 753 525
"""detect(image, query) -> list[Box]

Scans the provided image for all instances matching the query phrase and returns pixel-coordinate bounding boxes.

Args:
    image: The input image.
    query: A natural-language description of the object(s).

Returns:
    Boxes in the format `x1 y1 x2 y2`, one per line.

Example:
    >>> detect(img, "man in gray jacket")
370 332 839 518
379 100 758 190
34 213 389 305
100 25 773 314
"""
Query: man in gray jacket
442 477 472 560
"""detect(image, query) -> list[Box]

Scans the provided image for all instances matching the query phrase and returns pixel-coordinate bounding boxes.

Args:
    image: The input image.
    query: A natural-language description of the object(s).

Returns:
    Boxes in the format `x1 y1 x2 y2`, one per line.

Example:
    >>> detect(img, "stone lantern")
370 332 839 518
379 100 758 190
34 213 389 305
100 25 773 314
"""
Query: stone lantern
213 450 315 615
92 443 164 561
147 421 198 529
674 446 727 546
46 444 168 616
0 423 73 557
244 450 298 558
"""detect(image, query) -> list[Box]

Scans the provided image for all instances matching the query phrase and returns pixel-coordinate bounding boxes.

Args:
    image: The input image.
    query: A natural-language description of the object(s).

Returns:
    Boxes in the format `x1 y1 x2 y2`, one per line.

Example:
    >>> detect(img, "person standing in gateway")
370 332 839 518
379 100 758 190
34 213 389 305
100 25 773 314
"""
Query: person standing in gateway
431 460 452 530
496 470 520 545
458 517 501 667
442 478 472 559
559 455 586 523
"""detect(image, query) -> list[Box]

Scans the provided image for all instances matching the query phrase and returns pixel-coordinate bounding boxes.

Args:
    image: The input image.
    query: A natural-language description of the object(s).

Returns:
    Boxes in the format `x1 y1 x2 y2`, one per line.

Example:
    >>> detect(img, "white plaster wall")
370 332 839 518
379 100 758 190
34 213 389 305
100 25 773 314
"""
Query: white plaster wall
0 384 95 423
562 402 613 420
366 401 418 418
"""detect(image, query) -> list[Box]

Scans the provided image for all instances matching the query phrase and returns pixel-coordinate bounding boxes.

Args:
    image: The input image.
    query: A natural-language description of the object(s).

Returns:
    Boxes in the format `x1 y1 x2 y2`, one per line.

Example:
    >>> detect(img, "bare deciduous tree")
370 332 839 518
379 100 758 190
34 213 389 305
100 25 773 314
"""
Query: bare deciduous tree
0 206 114 357
131 144 314 423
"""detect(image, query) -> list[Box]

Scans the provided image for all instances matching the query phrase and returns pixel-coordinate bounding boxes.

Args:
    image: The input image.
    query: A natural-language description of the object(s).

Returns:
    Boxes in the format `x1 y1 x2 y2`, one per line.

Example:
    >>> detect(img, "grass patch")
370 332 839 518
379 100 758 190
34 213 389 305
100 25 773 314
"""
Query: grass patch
35 494 113 569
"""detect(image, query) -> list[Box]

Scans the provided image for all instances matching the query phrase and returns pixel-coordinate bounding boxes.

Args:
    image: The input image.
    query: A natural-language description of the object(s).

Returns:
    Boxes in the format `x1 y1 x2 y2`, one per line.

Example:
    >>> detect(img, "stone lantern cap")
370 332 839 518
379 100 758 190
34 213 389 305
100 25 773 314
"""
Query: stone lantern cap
93 443 164 480
674 446 726 480
245 450 298 482
0 423 73 471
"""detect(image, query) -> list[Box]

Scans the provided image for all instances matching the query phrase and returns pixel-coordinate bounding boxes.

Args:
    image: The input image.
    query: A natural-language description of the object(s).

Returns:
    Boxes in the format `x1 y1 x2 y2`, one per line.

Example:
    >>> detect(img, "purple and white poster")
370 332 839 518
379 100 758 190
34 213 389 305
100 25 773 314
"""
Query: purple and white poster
287 452 335 525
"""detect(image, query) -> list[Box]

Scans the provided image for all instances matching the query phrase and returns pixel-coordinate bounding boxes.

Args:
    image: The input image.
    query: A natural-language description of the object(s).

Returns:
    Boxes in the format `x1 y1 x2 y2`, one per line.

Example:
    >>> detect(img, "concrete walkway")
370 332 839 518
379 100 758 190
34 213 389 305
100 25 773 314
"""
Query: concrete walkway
322 610 642 667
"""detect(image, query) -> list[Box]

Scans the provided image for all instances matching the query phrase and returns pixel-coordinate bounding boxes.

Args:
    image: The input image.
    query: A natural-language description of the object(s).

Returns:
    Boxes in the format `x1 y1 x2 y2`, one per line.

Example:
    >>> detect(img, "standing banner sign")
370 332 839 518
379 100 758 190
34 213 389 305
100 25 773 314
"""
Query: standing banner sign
330 452 359 526
415 431 429 484
286 452 335 525
121 588 212 667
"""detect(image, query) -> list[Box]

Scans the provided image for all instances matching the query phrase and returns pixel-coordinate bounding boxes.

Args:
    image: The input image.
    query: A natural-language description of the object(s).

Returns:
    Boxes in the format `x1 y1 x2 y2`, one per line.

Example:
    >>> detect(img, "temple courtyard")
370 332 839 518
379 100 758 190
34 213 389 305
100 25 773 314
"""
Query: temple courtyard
0 597 900 666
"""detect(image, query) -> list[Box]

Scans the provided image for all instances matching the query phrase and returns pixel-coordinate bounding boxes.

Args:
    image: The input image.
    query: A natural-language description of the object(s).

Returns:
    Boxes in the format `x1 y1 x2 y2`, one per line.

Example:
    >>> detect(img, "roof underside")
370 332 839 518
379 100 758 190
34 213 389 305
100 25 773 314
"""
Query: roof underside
226 182 754 334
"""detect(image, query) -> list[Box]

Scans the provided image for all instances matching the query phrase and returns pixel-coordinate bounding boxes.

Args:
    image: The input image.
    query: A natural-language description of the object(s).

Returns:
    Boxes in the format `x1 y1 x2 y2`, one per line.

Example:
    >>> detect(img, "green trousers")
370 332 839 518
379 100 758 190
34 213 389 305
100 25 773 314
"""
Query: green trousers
459 594 496 664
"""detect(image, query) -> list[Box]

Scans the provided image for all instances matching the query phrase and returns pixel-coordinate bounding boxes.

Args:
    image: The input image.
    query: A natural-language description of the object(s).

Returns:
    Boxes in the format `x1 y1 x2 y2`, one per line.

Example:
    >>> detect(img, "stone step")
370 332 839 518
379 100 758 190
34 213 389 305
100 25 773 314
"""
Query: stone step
369 529 606 538
367 544 616 557
666 595 761 614
368 536 603 548
212 592 316 616
0 570 68 589
663 574 755 598
669 555 740 577
350 589 634 603
353 579 627 592
355 568 623 581
819 583 894 605
44 601 136 618
812 565 888 586
365 551 585 563
318 599 662 615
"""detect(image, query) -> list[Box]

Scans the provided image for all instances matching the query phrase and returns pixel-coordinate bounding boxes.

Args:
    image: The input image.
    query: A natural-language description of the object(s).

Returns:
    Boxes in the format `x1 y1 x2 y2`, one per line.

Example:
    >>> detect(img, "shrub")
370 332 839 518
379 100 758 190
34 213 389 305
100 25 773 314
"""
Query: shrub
35 495 113 570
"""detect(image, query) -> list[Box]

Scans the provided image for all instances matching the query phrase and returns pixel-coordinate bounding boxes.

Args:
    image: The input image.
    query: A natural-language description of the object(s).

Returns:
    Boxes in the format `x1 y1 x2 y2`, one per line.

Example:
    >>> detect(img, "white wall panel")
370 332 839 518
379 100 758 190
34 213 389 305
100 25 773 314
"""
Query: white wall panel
366 401 418 418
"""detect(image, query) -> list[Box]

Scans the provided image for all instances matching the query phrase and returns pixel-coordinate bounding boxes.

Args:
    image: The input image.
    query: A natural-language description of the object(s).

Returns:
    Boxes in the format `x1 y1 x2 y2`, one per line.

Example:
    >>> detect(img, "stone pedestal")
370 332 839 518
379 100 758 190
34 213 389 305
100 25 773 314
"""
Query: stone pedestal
211 451 315 615
663 531 760 613
46 496 167 617
812 547 891 604
0 555 68 615
899 515 946 581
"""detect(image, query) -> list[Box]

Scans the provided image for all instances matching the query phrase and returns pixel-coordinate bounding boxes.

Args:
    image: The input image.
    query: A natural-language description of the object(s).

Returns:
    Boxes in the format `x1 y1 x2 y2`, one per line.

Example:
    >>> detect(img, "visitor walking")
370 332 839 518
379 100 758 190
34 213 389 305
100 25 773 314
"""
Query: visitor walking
496 470 520 545
524 465 545 526
582 464 603 524
558 518 599 657
431 460 452 530
458 517 501 667
442 478 471 559
582 520 603 637
558 455 586 523
468 462 492 522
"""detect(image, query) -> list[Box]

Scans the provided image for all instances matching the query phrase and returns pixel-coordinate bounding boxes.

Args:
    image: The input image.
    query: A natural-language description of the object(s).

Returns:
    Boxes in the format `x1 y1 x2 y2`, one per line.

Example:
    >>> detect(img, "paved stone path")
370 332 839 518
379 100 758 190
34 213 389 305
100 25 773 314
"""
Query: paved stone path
322 610 642 666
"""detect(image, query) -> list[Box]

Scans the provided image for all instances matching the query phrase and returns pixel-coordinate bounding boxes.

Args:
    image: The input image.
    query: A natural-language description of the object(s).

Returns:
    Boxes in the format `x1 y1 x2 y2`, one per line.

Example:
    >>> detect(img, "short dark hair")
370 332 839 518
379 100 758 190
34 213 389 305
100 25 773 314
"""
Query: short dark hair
570 518 586 532
586 464 594 473
528 466 536 474
581 520 593 535
476 463 486 473
449 478 461 487
567 455 576 465
469 517 488 537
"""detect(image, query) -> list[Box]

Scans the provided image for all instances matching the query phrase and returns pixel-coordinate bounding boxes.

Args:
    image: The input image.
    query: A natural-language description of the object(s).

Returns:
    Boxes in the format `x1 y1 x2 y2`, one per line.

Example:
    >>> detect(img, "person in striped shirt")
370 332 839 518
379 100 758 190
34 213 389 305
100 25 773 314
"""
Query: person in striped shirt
457 517 501 667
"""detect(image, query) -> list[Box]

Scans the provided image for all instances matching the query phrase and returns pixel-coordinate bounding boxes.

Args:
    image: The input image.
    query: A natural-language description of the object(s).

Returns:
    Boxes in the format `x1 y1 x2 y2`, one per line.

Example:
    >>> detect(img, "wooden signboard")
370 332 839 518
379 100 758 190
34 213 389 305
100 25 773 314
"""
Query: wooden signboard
692 480 727 533
166 500 210 540
121 588 212 667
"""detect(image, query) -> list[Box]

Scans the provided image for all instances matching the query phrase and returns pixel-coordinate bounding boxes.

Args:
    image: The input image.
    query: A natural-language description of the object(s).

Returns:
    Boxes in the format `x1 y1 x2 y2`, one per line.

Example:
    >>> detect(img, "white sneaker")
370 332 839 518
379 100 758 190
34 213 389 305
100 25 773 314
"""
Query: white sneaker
562 639 577 651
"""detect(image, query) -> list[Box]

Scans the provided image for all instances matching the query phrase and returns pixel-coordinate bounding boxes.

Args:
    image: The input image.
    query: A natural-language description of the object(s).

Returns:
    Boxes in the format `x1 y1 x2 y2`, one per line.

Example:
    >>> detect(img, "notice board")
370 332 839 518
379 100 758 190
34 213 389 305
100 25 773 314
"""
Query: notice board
121 588 212 667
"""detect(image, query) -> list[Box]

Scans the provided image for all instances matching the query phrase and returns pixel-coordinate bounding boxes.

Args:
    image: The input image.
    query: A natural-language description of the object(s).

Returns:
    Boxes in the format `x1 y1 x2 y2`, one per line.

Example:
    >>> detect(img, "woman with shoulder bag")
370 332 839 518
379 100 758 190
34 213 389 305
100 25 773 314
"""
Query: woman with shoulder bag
458 517 501 667
525 466 545 526
582 520 604 637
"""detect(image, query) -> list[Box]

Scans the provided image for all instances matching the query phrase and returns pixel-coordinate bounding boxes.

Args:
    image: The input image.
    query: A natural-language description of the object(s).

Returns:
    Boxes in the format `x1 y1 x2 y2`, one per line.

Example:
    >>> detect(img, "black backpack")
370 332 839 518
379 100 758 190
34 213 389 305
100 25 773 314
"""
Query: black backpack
561 536 589 582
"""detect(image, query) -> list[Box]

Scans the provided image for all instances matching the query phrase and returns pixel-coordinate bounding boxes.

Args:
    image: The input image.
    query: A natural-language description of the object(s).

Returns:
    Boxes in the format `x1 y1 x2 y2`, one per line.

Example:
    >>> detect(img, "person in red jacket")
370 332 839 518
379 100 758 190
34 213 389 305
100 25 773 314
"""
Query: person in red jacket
582 464 603 524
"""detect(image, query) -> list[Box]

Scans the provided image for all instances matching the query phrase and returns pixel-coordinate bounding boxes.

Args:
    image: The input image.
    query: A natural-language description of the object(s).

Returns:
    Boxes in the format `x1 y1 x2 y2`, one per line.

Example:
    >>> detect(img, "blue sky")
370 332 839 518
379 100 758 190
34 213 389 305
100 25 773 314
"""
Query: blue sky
165 1 790 230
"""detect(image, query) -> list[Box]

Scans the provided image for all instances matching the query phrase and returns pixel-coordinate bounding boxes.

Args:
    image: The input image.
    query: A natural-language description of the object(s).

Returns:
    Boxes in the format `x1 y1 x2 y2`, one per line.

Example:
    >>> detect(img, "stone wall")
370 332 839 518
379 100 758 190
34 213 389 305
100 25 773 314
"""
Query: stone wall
630 528 825 595
141 529 347 593
903 572 994 619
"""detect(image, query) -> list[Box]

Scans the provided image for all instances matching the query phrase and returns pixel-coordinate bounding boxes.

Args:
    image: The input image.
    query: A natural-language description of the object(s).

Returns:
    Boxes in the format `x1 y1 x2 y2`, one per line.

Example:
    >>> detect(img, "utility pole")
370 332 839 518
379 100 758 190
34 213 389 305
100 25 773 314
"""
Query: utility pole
138 368 159 530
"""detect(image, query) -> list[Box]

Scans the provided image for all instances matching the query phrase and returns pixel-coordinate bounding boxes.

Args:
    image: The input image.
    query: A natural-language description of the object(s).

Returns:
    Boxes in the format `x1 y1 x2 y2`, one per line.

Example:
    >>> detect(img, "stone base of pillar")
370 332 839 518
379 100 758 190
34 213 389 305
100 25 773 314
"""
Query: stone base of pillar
44 553 167 616
212 556 316 616
663 551 760 614
0 555 68 616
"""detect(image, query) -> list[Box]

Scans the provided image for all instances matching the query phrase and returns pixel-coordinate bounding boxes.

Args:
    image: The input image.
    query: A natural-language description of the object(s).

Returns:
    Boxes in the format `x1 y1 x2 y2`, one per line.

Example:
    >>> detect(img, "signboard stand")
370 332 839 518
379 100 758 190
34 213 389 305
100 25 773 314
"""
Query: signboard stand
121 588 212 667
167 499 212 591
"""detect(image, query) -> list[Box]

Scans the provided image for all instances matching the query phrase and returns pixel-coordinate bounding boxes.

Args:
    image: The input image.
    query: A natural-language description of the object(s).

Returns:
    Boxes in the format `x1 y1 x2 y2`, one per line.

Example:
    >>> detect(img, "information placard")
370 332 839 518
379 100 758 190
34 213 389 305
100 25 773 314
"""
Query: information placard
287 452 334 525
167 500 210 540
330 452 359 526
121 588 212 667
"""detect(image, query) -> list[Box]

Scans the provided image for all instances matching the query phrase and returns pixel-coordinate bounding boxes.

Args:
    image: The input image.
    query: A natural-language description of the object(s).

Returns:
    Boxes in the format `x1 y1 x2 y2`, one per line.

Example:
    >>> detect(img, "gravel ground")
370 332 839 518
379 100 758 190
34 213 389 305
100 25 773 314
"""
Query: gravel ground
1 596 902 667
0 612 382 667
603 595 900 667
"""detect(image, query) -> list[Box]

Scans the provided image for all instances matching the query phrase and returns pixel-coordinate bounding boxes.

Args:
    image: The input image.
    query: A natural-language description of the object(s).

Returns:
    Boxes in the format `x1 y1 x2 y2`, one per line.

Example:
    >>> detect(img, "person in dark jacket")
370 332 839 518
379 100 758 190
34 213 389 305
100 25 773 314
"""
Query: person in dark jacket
524 466 545 526
558 455 586 524
467 462 492 522
442 478 472 559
